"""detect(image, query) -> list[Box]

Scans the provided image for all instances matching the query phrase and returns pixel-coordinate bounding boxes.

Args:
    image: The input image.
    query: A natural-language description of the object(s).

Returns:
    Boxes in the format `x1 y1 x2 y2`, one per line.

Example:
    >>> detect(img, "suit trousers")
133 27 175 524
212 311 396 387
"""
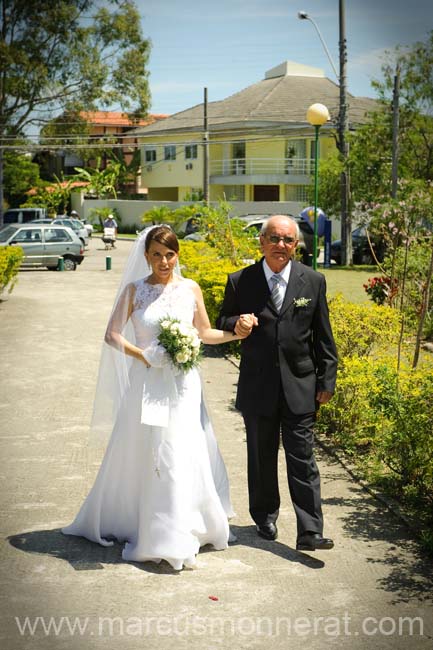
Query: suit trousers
242 386 324 536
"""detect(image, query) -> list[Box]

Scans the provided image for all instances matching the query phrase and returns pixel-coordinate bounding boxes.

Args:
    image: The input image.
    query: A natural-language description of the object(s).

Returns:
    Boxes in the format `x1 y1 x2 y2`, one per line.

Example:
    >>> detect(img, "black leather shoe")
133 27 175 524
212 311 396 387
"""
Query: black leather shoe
256 523 278 541
296 532 334 551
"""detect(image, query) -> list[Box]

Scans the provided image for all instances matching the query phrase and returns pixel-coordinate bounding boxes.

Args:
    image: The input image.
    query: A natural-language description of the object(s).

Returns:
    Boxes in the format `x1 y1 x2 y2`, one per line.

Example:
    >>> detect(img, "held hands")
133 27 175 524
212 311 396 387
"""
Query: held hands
234 313 258 338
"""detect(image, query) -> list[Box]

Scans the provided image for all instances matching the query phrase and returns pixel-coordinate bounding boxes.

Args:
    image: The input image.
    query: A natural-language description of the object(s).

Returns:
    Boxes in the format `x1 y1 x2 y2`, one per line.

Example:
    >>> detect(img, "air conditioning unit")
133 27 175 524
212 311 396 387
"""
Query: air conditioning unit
185 163 193 170
146 165 153 172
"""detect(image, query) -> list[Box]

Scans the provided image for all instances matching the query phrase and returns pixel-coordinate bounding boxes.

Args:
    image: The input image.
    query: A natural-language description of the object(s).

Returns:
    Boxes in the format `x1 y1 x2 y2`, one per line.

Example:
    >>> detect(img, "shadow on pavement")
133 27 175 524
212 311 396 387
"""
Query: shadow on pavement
320 480 433 604
8 524 326 574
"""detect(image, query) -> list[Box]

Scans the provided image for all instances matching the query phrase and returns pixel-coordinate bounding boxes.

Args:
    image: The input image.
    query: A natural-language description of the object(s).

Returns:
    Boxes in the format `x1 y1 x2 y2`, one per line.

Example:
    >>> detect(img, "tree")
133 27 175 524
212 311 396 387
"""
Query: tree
374 31 433 184
38 111 93 162
24 172 81 214
0 0 151 223
74 158 121 198
3 151 41 207
316 31 433 213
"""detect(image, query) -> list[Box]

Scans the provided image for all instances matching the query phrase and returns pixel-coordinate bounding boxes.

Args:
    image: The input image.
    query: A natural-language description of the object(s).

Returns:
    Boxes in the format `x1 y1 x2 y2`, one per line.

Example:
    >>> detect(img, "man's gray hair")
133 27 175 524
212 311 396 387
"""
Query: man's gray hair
260 216 300 240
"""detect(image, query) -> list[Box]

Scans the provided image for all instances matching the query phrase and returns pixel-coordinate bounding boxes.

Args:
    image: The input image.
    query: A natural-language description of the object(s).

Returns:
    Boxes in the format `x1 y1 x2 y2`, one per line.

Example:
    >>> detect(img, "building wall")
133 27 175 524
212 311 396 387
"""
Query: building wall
142 133 203 189
139 130 335 202
78 198 304 228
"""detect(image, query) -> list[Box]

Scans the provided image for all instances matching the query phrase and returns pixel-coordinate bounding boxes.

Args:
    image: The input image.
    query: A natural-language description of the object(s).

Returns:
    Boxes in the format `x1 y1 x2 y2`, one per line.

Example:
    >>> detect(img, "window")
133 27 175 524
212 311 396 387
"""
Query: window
45 228 72 242
164 146 176 161
12 228 42 243
285 185 310 202
286 139 307 173
232 142 246 174
185 144 198 160
286 139 307 158
145 147 157 163
222 185 245 201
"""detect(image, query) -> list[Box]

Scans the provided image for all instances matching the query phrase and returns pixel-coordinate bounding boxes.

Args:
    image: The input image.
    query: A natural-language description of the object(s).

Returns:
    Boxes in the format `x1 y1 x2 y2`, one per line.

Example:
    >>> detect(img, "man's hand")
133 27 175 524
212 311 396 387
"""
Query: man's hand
234 313 258 337
316 390 333 405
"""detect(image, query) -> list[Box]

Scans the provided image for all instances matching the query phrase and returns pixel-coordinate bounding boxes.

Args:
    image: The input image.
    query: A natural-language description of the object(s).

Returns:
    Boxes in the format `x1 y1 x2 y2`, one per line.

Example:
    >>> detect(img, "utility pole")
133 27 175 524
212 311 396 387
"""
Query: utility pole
391 65 400 199
0 146 4 228
203 87 209 204
338 0 351 265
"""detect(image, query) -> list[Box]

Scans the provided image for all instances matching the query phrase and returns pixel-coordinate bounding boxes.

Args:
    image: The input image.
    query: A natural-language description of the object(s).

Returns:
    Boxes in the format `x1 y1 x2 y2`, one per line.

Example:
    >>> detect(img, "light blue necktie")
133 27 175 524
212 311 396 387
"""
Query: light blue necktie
271 274 284 312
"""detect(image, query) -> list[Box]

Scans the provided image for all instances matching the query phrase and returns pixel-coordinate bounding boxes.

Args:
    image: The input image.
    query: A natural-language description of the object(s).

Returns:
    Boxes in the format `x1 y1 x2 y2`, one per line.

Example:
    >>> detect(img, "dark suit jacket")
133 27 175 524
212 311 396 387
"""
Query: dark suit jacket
216 259 338 416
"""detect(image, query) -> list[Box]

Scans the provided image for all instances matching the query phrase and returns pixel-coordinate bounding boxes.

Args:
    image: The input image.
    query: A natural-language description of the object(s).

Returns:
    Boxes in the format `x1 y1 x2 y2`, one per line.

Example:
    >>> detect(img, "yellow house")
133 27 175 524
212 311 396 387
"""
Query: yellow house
135 61 377 205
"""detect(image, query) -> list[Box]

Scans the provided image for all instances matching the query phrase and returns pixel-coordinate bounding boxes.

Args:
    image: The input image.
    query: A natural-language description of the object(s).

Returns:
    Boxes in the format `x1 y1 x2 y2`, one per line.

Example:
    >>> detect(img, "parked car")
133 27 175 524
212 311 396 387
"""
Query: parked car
242 215 314 265
70 211 94 237
0 224 84 270
2 207 47 225
52 217 89 247
80 218 94 237
330 226 385 265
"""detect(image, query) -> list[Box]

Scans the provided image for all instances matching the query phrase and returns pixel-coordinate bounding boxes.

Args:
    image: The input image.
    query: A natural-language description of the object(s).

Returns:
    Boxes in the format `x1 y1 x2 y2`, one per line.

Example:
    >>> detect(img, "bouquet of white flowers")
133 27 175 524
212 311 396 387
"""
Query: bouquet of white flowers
158 317 202 372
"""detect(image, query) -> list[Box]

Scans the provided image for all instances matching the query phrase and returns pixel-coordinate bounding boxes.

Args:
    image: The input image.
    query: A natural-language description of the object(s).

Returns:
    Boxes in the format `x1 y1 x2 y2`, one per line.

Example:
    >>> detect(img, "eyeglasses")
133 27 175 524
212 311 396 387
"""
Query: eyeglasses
266 235 296 245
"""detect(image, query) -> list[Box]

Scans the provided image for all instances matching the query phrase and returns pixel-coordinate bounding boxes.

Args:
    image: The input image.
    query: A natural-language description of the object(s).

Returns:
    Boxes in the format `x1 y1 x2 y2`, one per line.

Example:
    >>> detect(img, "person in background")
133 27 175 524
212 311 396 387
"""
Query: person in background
103 214 118 236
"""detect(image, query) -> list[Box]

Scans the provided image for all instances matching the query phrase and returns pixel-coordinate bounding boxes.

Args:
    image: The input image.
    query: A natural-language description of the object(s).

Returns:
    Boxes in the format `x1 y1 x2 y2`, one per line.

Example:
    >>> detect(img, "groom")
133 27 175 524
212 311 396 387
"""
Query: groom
217 215 338 551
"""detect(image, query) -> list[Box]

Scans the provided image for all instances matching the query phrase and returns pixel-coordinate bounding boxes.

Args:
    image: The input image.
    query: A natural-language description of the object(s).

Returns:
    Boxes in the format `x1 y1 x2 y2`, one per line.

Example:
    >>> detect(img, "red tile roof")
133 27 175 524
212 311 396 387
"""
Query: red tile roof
80 111 168 128
27 181 89 195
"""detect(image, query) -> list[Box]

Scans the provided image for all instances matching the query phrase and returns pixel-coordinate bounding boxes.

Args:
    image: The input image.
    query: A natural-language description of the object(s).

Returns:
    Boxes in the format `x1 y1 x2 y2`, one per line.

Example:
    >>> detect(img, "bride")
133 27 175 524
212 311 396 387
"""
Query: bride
62 225 251 570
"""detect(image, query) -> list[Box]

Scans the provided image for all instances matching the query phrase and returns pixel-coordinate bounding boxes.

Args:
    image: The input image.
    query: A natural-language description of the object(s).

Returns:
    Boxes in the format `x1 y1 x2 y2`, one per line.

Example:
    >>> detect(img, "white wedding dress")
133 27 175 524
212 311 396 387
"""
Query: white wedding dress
62 279 234 570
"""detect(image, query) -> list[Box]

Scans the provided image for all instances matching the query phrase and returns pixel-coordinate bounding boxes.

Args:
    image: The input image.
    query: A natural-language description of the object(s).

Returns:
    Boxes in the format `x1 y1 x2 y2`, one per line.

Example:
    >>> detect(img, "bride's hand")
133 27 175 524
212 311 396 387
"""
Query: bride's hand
235 313 258 337
141 352 151 368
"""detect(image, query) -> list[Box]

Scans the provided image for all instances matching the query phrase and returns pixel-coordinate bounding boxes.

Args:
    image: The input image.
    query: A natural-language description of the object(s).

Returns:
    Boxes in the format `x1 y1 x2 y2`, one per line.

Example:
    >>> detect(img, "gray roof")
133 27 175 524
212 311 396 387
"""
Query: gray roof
136 71 379 137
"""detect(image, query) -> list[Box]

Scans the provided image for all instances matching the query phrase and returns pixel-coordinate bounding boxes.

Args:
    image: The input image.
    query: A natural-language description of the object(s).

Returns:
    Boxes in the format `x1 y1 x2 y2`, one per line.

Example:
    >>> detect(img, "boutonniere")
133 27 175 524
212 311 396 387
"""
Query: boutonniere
293 297 311 308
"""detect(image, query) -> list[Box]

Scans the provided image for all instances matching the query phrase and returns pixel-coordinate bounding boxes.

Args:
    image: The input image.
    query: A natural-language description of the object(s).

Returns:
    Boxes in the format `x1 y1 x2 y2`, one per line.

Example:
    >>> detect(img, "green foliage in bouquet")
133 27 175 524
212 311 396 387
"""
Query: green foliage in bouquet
158 317 202 372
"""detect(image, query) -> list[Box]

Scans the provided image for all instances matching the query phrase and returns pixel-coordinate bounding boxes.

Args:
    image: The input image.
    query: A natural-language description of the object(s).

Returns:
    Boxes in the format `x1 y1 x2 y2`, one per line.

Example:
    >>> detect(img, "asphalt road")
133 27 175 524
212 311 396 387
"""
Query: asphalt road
0 237 432 650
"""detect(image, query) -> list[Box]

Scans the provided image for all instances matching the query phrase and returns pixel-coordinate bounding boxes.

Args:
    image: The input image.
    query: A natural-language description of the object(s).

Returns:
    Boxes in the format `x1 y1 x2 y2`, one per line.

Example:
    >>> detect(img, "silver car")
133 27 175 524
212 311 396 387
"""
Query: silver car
0 223 84 271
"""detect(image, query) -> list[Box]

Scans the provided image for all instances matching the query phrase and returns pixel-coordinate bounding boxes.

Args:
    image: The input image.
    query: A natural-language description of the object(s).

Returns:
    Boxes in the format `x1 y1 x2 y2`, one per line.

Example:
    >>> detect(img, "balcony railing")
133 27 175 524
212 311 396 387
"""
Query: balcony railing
210 158 315 176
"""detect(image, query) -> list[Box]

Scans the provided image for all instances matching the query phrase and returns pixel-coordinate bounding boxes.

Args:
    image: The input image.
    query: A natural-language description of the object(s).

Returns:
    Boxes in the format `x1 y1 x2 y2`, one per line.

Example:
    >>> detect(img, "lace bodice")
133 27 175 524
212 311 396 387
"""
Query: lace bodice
130 278 197 348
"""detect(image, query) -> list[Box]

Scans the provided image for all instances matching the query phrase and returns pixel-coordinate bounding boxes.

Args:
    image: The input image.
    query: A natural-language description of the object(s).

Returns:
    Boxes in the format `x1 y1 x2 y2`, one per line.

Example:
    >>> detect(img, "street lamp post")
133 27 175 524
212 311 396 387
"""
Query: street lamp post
298 3 351 265
297 11 339 81
306 103 330 271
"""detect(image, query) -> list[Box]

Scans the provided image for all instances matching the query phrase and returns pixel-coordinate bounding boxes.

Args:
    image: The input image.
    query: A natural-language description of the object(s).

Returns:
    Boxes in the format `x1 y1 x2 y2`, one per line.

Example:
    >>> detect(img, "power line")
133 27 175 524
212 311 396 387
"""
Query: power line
1 125 338 152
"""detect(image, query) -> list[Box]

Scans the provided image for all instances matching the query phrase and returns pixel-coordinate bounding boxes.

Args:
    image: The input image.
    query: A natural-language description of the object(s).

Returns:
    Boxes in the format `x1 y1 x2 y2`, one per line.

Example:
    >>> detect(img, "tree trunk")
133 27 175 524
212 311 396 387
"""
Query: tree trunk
412 241 433 368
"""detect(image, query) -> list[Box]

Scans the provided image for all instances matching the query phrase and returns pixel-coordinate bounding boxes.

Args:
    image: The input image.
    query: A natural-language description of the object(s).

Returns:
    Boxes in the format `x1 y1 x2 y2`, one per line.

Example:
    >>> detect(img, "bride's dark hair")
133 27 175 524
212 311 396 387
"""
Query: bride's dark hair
145 225 179 253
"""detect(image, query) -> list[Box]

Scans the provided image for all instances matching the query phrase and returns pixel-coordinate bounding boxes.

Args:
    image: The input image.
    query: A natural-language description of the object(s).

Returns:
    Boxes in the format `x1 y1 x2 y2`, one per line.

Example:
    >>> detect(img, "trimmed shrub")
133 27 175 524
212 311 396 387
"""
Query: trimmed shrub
179 240 241 325
328 293 401 359
0 246 24 294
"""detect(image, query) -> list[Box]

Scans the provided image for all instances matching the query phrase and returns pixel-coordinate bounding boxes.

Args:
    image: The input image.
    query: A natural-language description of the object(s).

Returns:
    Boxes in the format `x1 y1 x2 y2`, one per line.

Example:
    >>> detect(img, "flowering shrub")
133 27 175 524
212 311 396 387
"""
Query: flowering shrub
0 246 24 294
318 294 433 549
328 293 401 359
179 240 242 325
363 275 398 305
158 317 202 372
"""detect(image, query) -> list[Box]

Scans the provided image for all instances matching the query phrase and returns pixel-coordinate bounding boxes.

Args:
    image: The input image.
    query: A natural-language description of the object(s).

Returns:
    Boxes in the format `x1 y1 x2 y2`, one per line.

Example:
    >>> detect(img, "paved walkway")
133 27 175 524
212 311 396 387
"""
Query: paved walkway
0 238 432 650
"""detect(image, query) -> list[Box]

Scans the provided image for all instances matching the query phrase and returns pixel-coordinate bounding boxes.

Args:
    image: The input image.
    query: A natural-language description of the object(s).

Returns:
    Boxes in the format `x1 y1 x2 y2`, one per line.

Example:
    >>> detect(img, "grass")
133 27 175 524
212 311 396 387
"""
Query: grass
321 265 377 303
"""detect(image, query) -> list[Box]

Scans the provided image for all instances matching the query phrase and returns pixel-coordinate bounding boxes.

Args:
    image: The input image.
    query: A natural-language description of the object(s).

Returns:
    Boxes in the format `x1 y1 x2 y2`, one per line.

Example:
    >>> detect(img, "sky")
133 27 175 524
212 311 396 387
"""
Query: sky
135 0 433 116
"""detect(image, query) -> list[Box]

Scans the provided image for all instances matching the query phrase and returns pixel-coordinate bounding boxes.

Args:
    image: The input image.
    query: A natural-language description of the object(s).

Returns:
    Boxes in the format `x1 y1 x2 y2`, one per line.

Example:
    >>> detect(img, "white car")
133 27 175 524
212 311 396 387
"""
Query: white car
80 219 94 237
70 212 94 237
243 215 312 265
53 217 89 248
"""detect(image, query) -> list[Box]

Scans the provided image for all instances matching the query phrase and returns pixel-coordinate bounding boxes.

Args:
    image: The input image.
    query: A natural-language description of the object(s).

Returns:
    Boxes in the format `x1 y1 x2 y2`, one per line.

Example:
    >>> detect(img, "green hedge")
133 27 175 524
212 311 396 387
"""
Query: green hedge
317 295 433 548
180 240 243 325
182 241 433 547
0 246 24 294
